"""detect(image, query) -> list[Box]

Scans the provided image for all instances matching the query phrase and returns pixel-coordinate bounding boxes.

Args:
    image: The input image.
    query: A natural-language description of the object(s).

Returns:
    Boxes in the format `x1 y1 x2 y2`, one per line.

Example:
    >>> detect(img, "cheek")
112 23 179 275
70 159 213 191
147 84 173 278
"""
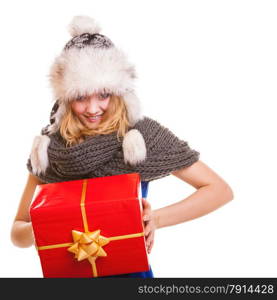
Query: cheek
102 99 110 110
71 102 85 115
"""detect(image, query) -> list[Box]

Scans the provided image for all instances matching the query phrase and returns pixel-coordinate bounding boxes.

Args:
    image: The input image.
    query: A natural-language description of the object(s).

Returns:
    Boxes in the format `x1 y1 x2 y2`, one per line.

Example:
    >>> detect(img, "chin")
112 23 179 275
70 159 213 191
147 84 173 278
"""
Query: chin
85 120 102 128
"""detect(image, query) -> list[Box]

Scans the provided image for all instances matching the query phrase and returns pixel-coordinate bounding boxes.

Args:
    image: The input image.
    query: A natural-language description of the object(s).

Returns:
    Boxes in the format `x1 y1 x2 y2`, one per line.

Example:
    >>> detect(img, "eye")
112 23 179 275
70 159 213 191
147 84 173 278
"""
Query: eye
99 93 111 100
75 95 85 101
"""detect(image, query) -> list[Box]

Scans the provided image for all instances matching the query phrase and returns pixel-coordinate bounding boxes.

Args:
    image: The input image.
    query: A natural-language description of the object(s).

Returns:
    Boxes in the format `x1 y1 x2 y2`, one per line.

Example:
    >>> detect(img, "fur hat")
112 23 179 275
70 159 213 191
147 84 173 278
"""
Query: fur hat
30 15 147 175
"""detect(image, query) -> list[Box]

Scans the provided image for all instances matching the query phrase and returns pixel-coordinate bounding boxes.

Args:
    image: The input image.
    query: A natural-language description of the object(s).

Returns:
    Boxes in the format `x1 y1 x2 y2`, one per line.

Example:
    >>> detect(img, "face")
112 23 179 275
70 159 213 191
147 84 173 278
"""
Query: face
71 92 111 129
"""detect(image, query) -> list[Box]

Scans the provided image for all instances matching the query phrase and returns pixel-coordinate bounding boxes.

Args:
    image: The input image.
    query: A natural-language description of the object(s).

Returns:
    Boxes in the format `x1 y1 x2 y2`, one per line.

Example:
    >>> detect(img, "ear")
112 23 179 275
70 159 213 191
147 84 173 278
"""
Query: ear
122 129 147 166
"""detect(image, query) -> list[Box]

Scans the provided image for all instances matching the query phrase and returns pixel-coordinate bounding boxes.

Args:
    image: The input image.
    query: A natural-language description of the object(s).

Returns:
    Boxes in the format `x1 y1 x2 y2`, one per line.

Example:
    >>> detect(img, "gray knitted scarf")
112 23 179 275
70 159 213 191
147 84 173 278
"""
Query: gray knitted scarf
27 116 200 184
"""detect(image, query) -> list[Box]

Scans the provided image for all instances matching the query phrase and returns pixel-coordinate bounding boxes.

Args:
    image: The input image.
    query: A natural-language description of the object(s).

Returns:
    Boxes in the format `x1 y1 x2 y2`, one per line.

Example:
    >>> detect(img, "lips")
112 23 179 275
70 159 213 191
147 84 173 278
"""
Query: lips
86 114 103 117
85 114 103 122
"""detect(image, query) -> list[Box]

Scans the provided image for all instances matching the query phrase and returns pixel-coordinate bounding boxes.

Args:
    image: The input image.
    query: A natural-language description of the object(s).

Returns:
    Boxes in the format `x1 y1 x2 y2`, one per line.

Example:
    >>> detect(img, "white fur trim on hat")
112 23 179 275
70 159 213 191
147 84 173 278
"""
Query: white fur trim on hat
49 47 137 101
30 135 51 175
122 129 147 166
68 15 102 37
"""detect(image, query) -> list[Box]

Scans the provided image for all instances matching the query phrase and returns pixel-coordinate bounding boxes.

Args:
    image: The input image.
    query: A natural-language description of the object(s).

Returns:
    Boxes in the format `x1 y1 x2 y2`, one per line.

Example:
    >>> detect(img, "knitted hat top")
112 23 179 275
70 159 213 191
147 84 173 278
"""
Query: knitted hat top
30 15 146 175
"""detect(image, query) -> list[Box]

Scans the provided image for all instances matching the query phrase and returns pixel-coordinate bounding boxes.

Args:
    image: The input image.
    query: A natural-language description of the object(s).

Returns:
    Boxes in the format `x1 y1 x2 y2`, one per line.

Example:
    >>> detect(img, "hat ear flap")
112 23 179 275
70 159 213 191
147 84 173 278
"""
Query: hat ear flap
122 129 147 166
46 101 66 135
123 92 144 126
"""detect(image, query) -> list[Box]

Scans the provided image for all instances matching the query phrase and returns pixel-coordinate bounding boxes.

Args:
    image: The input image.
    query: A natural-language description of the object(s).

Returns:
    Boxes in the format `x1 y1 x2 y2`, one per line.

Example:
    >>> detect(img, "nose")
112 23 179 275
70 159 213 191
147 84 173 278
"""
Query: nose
86 95 101 114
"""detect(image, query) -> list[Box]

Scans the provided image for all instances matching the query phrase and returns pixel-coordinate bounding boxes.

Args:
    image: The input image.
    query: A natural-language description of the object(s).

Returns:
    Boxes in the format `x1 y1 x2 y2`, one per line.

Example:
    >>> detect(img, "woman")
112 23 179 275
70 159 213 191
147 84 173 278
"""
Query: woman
11 16 233 278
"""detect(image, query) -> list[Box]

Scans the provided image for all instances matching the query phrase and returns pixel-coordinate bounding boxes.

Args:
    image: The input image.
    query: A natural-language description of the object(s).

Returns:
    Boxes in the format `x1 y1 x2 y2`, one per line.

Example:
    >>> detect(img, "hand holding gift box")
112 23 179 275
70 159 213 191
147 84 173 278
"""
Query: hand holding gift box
30 173 150 277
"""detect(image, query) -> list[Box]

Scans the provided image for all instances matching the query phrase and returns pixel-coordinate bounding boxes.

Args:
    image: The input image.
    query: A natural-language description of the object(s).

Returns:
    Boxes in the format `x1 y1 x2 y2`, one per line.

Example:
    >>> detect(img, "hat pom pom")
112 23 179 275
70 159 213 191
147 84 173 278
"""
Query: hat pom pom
68 15 102 37
122 129 147 166
30 135 51 175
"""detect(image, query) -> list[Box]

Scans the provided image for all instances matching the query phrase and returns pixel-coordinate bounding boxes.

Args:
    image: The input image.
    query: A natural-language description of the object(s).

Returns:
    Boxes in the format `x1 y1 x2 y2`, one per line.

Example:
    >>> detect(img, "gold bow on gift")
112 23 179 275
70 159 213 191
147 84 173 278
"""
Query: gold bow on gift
67 230 110 276
36 179 145 277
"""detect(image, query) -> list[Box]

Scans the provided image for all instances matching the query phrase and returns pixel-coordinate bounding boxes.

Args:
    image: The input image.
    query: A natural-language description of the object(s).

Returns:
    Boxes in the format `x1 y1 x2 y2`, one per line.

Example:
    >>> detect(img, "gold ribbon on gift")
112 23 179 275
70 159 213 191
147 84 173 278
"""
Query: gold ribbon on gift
36 179 144 277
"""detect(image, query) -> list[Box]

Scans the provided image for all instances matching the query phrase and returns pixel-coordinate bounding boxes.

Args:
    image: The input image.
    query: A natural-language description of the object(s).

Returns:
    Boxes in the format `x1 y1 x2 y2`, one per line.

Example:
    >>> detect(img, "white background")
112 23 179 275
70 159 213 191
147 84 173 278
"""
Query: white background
0 0 276 277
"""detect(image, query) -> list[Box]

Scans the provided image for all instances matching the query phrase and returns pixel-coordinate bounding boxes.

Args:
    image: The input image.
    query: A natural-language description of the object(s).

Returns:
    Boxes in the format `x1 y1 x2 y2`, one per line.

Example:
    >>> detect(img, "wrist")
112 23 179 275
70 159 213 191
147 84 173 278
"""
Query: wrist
152 209 161 230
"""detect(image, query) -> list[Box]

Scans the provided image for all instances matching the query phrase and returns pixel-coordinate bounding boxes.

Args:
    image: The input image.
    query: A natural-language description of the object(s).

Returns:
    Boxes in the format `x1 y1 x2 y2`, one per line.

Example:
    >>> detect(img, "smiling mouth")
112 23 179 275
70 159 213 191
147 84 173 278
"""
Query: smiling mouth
85 114 103 122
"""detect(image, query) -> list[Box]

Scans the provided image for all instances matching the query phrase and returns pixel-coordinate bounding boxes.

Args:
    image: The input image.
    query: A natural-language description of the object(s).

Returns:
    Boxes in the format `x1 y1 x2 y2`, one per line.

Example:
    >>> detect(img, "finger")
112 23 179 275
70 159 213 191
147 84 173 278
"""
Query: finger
143 207 152 221
143 213 151 222
148 239 154 254
144 223 151 237
143 207 151 215
146 231 155 251
142 198 151 209
146 230 154 246
141 197 146 208
147 239 154 253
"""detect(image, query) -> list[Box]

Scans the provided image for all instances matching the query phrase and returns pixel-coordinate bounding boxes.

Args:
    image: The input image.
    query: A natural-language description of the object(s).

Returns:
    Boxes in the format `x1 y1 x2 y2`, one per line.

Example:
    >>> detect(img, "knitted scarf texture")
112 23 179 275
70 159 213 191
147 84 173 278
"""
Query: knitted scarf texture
27 116 200 184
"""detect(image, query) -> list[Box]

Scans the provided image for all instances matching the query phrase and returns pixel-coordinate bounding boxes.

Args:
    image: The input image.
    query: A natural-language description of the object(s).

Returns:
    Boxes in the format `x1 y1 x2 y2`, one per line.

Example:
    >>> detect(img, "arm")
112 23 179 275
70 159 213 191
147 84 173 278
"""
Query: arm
152 160 234 229
10 173 44 248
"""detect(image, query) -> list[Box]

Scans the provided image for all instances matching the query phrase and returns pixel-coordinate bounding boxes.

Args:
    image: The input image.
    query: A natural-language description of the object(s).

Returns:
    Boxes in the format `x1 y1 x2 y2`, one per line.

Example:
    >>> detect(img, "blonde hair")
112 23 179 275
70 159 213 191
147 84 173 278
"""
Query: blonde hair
59 94 130 147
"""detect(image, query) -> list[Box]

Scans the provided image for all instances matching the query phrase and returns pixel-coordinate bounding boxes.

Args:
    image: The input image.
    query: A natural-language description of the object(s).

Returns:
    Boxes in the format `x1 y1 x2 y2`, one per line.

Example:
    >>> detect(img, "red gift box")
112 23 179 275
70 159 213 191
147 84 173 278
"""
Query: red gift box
30 173 150 277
